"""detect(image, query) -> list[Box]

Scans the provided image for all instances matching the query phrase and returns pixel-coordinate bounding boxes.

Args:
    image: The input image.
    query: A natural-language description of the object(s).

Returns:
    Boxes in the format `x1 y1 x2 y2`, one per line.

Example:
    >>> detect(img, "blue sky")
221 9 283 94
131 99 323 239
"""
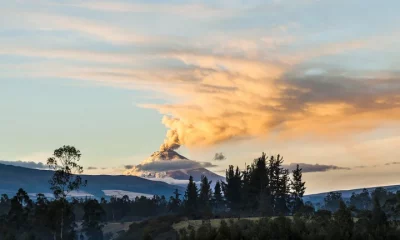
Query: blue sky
1 0 400 193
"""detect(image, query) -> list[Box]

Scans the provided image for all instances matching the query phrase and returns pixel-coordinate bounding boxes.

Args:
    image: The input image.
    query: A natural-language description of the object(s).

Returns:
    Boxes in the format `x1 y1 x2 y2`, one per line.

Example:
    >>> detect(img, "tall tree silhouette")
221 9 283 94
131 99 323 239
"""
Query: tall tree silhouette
213 181 224 211
184 176 198 216
47 145 87 240
290 164 306 212
222 166 242 211
268 155 290 214
249 153 269 211
199 175 212 215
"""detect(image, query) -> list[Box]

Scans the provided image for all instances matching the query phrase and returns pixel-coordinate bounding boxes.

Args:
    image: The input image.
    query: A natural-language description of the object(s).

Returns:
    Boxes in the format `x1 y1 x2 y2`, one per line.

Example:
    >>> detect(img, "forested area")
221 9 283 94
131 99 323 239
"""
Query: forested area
1 146 400 239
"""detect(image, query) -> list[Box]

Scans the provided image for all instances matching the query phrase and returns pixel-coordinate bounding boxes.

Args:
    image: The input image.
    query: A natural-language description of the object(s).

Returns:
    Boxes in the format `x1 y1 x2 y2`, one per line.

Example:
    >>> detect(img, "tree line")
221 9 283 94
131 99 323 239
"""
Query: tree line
172 153 307 218
1 145 400 240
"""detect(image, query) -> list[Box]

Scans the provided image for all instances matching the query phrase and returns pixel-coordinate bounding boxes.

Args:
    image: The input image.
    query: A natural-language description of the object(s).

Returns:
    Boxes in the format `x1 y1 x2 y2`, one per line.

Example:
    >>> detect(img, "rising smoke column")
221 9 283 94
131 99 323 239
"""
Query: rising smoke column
159 128 181 151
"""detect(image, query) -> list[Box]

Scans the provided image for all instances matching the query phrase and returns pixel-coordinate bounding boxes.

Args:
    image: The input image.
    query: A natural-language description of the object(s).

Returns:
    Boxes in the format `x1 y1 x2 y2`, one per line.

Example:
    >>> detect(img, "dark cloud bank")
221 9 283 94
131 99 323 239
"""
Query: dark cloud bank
213 152 226 161
285 163 350 173
124 165 134 170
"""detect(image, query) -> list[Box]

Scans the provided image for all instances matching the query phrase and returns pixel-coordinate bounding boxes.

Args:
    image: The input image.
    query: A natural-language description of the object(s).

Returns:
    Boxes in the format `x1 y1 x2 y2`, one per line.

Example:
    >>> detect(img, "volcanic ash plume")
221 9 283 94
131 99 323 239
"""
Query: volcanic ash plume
159 129 181 151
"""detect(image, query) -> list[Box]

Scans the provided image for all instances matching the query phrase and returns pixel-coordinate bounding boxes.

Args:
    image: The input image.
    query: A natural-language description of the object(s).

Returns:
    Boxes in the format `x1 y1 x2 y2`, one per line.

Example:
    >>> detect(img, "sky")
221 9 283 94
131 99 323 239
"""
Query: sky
1 0 400 194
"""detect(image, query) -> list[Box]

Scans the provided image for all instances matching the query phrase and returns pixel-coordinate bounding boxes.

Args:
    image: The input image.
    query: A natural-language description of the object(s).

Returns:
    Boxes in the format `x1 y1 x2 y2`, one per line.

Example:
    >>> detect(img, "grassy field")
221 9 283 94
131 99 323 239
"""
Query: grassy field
76 221 134 240
172 217 263 232
102 222 133 235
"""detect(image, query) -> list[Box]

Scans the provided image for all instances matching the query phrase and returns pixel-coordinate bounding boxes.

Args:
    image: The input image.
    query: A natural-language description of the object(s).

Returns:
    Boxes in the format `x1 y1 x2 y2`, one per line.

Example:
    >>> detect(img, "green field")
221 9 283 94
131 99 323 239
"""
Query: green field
173 217 268 232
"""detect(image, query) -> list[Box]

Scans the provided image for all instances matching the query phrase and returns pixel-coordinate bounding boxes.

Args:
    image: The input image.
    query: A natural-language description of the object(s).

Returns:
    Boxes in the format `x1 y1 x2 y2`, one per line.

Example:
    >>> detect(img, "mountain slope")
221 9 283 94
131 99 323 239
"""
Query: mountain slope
0 163 184 198
303 184 400 206
124 149 224 183
165 168 224 183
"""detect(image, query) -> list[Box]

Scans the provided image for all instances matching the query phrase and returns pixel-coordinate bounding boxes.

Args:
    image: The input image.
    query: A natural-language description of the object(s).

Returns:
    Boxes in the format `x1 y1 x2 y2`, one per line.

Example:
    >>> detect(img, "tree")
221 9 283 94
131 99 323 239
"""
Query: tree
349 188 372 211
47 145 87 199
291 164 306 213
7 189 33 235
248 153 269 212
213 181 224 211
199 175 212 214
324 192 343 212
33 193 53 239
268 155 290 215
0 194 10 216
168 189 181 213
222 166 242 211
333 201 353 239
371 187 391 207
184 176 198 217
291 164 306 199
268 154 290 214
82 199 105 240
47 145 87 240
371 195 388 237
275 168 290 215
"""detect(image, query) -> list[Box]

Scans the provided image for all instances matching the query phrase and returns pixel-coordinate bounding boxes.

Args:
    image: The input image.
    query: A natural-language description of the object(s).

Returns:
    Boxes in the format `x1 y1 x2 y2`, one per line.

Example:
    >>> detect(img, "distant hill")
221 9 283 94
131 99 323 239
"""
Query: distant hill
0 163 184 199
303 184 400 206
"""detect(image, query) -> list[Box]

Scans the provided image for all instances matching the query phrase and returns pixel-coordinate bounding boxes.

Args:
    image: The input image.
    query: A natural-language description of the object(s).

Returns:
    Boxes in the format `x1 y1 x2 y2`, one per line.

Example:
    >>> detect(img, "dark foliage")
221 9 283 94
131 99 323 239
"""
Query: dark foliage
2 150 400 240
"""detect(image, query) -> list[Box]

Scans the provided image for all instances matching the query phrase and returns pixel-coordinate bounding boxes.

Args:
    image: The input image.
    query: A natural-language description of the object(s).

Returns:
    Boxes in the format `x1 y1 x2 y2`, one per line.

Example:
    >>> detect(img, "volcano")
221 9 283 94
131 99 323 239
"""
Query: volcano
124 149 224 185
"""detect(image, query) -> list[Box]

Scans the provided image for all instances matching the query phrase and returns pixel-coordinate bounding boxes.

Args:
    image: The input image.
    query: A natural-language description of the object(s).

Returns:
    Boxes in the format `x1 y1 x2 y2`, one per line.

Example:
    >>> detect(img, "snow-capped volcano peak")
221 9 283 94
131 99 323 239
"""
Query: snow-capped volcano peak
146 149 188 162
124 149 224 185
124 149 190 177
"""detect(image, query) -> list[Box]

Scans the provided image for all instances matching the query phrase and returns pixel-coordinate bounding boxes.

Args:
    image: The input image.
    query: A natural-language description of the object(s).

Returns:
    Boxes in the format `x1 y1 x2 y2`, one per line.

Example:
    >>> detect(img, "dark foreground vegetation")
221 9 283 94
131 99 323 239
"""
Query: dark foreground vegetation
1 145 400 239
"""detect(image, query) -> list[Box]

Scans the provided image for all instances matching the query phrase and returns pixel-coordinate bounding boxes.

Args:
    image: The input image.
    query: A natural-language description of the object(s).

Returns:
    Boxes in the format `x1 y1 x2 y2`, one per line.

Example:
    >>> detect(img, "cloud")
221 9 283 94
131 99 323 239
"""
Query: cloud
0 160 49 169
384 162 400 166
124 165 134 170
58 1 234 19
144 51 400 148
134 159 217 172
213 153 226 161
285 163 350 173
354 166 367 169
1 10 153 45
87 166 97 170
0 46 146 64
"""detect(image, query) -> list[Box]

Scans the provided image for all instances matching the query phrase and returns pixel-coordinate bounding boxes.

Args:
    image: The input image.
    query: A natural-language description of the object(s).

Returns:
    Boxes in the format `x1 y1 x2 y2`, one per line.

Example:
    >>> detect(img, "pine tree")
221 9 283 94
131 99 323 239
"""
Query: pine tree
222 166 242 211
199 176 212 204
268 155 290 214
291 164 306 199
268 155 284 197
222 166 234 210
290 164 306 213
240 165 252 211
249 153 269 211
275 168 290 215
199 176 212 216
213 181 224 211
184 176 198 216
